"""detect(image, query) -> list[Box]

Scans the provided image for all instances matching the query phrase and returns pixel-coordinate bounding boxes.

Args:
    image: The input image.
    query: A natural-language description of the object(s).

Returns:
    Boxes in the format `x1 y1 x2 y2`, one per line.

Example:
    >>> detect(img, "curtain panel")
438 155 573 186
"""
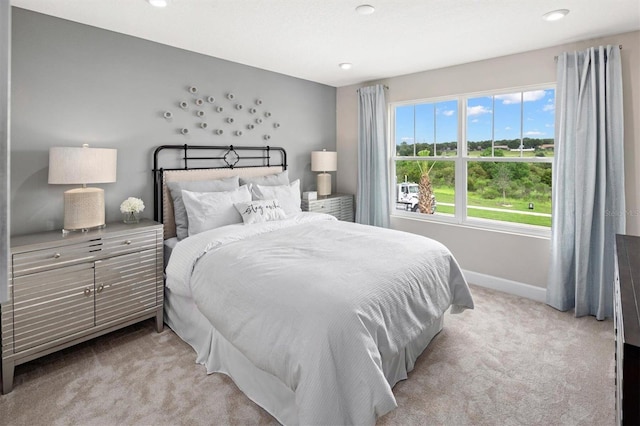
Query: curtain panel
356 84 390 228
547 45 625 320
0 0 9 304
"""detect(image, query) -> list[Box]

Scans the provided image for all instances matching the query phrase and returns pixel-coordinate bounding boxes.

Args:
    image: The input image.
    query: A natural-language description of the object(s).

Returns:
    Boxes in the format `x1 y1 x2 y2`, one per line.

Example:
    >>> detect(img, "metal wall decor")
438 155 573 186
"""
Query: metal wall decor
160 85 283 139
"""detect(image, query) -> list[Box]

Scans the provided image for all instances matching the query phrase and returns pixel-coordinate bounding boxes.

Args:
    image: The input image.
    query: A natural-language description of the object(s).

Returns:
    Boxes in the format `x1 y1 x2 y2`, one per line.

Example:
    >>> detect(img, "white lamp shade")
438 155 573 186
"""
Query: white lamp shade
48 146 117 184
311 150 337 172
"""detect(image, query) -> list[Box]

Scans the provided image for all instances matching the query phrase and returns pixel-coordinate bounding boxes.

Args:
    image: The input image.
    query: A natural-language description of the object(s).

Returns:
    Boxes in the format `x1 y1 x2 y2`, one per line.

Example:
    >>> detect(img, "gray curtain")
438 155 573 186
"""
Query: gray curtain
356 84 390 228
0 0 9 304
547 45 625 320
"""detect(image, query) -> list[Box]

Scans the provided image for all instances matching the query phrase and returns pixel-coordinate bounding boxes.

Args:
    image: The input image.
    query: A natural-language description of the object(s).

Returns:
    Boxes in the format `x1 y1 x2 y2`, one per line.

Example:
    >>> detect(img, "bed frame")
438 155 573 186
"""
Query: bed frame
152 144 287 238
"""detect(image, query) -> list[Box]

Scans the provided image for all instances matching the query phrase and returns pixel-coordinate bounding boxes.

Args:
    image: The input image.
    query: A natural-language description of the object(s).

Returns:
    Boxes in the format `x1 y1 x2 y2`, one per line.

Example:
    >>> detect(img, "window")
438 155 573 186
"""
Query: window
394 100 457 215
392 87 555 232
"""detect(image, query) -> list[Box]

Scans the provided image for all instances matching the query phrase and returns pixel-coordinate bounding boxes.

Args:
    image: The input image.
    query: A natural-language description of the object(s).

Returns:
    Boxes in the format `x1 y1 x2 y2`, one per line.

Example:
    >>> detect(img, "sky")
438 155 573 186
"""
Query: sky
395 89 555 149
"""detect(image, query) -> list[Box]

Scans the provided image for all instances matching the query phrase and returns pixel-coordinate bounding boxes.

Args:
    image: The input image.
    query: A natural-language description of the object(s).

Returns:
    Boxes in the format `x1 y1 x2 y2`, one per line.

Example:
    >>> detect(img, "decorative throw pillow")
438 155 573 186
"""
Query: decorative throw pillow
239 170 289 187
167 176 240 240
181 185 251 236
252 180 302 216
234 199 287 225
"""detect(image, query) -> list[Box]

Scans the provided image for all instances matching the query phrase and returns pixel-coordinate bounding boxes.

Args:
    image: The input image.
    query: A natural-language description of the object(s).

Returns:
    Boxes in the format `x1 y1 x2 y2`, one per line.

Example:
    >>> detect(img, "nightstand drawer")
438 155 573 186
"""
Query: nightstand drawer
12 240 100 277
101 229 158 258
302 194 354 222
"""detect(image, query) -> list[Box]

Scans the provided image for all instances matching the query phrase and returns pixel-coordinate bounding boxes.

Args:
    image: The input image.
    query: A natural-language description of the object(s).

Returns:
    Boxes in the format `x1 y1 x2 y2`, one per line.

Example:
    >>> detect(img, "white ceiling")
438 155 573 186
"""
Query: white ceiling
11 0 640 87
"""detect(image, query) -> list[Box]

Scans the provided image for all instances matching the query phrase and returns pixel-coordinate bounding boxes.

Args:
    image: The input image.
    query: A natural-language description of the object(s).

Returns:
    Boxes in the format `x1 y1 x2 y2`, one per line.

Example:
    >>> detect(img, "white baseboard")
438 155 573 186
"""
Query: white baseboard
462 269 546 303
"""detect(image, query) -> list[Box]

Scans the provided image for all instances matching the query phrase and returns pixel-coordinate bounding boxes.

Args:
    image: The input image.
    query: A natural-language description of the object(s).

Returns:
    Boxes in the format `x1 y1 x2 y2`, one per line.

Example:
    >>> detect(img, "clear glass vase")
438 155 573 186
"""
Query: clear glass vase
123 211 139 224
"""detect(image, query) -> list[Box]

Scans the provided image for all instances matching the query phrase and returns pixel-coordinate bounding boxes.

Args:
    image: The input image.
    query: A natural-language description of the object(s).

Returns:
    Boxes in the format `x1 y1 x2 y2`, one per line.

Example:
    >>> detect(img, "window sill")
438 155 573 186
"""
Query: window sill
390 211 552 240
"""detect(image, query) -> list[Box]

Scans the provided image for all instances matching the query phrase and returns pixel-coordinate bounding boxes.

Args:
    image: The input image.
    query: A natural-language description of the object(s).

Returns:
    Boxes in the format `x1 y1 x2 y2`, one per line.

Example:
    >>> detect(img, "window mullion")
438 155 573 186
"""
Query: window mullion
458 97 467 224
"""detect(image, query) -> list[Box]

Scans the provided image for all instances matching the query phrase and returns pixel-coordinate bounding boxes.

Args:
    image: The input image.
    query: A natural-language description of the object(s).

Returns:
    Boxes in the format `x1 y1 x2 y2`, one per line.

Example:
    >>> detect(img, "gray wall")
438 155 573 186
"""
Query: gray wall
1 1 10 303
10 8 336 236
336 30 640 291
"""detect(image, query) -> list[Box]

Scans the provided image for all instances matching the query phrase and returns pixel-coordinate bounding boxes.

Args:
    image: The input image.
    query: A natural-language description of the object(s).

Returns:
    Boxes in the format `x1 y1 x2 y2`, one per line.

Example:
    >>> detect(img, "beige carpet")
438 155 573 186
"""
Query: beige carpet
0 285 614 425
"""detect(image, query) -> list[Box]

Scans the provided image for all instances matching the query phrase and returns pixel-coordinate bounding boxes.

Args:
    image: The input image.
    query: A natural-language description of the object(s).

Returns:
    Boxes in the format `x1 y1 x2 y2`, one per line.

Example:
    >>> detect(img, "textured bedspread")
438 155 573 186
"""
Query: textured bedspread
166 213 474 425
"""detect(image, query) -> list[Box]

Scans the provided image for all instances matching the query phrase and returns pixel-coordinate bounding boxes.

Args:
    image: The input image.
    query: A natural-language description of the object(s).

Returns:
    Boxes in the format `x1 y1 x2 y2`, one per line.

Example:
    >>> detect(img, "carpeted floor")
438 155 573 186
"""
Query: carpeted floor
0 285 614 425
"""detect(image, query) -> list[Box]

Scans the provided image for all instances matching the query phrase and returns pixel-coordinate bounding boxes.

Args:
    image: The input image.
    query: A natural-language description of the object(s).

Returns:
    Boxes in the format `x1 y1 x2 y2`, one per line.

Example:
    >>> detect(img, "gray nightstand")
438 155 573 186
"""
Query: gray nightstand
1 219 163 394
302 193 354 222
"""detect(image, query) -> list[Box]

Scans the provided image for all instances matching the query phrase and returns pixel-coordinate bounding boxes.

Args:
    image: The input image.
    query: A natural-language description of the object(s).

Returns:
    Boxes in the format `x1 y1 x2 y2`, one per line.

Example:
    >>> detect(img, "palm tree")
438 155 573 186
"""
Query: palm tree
417 150 436 214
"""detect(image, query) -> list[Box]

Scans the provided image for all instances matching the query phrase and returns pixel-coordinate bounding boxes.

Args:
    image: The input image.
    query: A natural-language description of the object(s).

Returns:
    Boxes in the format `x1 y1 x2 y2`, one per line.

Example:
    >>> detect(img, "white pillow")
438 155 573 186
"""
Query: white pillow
181 185 251 236
252 180 302 216
239 170 289 187
167 176 240 240
234 199 287 225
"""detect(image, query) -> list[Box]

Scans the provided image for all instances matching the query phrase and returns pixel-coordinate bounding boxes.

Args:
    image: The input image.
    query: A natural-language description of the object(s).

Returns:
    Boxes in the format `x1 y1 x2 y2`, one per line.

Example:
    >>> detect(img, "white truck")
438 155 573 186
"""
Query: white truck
397 182 420 212
396 182 436 213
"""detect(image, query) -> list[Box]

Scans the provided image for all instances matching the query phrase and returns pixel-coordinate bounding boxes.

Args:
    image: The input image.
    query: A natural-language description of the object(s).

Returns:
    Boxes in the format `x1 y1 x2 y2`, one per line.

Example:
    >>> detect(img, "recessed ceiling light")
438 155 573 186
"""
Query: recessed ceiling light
542 9 569 22
339 63 352 70
356 4 376 15
147 0 169 8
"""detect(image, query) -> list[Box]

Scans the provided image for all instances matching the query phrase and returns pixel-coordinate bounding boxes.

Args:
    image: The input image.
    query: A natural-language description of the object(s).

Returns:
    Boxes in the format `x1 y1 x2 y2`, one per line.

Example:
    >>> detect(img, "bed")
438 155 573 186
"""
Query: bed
154 144 474 425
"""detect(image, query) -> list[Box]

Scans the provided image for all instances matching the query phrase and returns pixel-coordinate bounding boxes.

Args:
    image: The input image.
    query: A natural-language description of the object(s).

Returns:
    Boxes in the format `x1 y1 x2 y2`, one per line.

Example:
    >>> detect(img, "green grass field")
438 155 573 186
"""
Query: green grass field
422 186 552 227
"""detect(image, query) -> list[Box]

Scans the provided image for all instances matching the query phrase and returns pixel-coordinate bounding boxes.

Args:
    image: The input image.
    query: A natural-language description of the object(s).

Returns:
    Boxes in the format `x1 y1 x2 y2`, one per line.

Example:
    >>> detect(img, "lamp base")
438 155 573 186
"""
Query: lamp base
63 187 106 231
317 173 332 197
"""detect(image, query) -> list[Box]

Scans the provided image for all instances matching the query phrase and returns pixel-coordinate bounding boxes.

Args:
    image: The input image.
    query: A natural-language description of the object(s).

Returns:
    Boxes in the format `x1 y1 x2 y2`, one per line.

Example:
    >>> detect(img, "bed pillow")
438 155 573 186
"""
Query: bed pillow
234 200 287 225
252 179 302 216
239 170 289 187
181 185 251 236
167 176 239 240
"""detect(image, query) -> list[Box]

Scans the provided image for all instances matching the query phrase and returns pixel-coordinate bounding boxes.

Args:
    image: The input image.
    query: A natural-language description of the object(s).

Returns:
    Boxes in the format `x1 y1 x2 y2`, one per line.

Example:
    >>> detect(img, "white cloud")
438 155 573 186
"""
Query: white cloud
442 110 455 117
471 118 479 123
525 131 544 136
545 123 554 128
543 104 555 112
505 126 512 131
467 105 491 116
495 90 546 105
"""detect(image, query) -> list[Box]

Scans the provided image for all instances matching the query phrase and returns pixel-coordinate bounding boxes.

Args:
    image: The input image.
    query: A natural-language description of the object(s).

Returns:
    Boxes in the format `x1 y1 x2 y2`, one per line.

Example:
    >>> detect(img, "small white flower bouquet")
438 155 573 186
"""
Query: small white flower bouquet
120 197 144 223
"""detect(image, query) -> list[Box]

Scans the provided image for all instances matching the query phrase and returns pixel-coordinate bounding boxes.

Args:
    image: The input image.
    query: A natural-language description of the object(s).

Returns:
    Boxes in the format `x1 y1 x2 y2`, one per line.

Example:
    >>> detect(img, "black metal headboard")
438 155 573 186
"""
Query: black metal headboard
152 144 287 224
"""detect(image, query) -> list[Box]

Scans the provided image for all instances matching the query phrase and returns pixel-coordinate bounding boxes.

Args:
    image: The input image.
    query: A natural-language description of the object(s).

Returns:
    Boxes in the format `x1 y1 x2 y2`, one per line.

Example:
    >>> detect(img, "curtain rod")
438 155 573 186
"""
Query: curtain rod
554 44 622 61
356 84 389 92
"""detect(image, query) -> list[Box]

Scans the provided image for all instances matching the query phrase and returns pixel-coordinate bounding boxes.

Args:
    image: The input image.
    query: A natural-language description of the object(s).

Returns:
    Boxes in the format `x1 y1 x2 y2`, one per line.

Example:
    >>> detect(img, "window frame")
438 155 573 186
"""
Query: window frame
389 83 555 237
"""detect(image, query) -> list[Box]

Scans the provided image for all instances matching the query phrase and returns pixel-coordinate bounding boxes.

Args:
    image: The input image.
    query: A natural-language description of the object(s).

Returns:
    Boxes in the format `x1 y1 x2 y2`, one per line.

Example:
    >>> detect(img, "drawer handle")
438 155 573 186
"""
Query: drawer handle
53 252 61 259
83 288 92 297
124 240 132 245
96 284 104 293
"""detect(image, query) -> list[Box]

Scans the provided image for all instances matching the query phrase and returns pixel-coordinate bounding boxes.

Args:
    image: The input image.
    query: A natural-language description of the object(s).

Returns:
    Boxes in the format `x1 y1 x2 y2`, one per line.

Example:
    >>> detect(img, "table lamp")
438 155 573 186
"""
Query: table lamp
48 144 117 233
311 149 337 197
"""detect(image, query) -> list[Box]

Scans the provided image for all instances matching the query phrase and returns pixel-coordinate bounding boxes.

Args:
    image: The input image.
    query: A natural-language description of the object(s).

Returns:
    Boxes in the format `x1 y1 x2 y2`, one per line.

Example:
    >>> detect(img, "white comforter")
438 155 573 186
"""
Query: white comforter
166 213 474 425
